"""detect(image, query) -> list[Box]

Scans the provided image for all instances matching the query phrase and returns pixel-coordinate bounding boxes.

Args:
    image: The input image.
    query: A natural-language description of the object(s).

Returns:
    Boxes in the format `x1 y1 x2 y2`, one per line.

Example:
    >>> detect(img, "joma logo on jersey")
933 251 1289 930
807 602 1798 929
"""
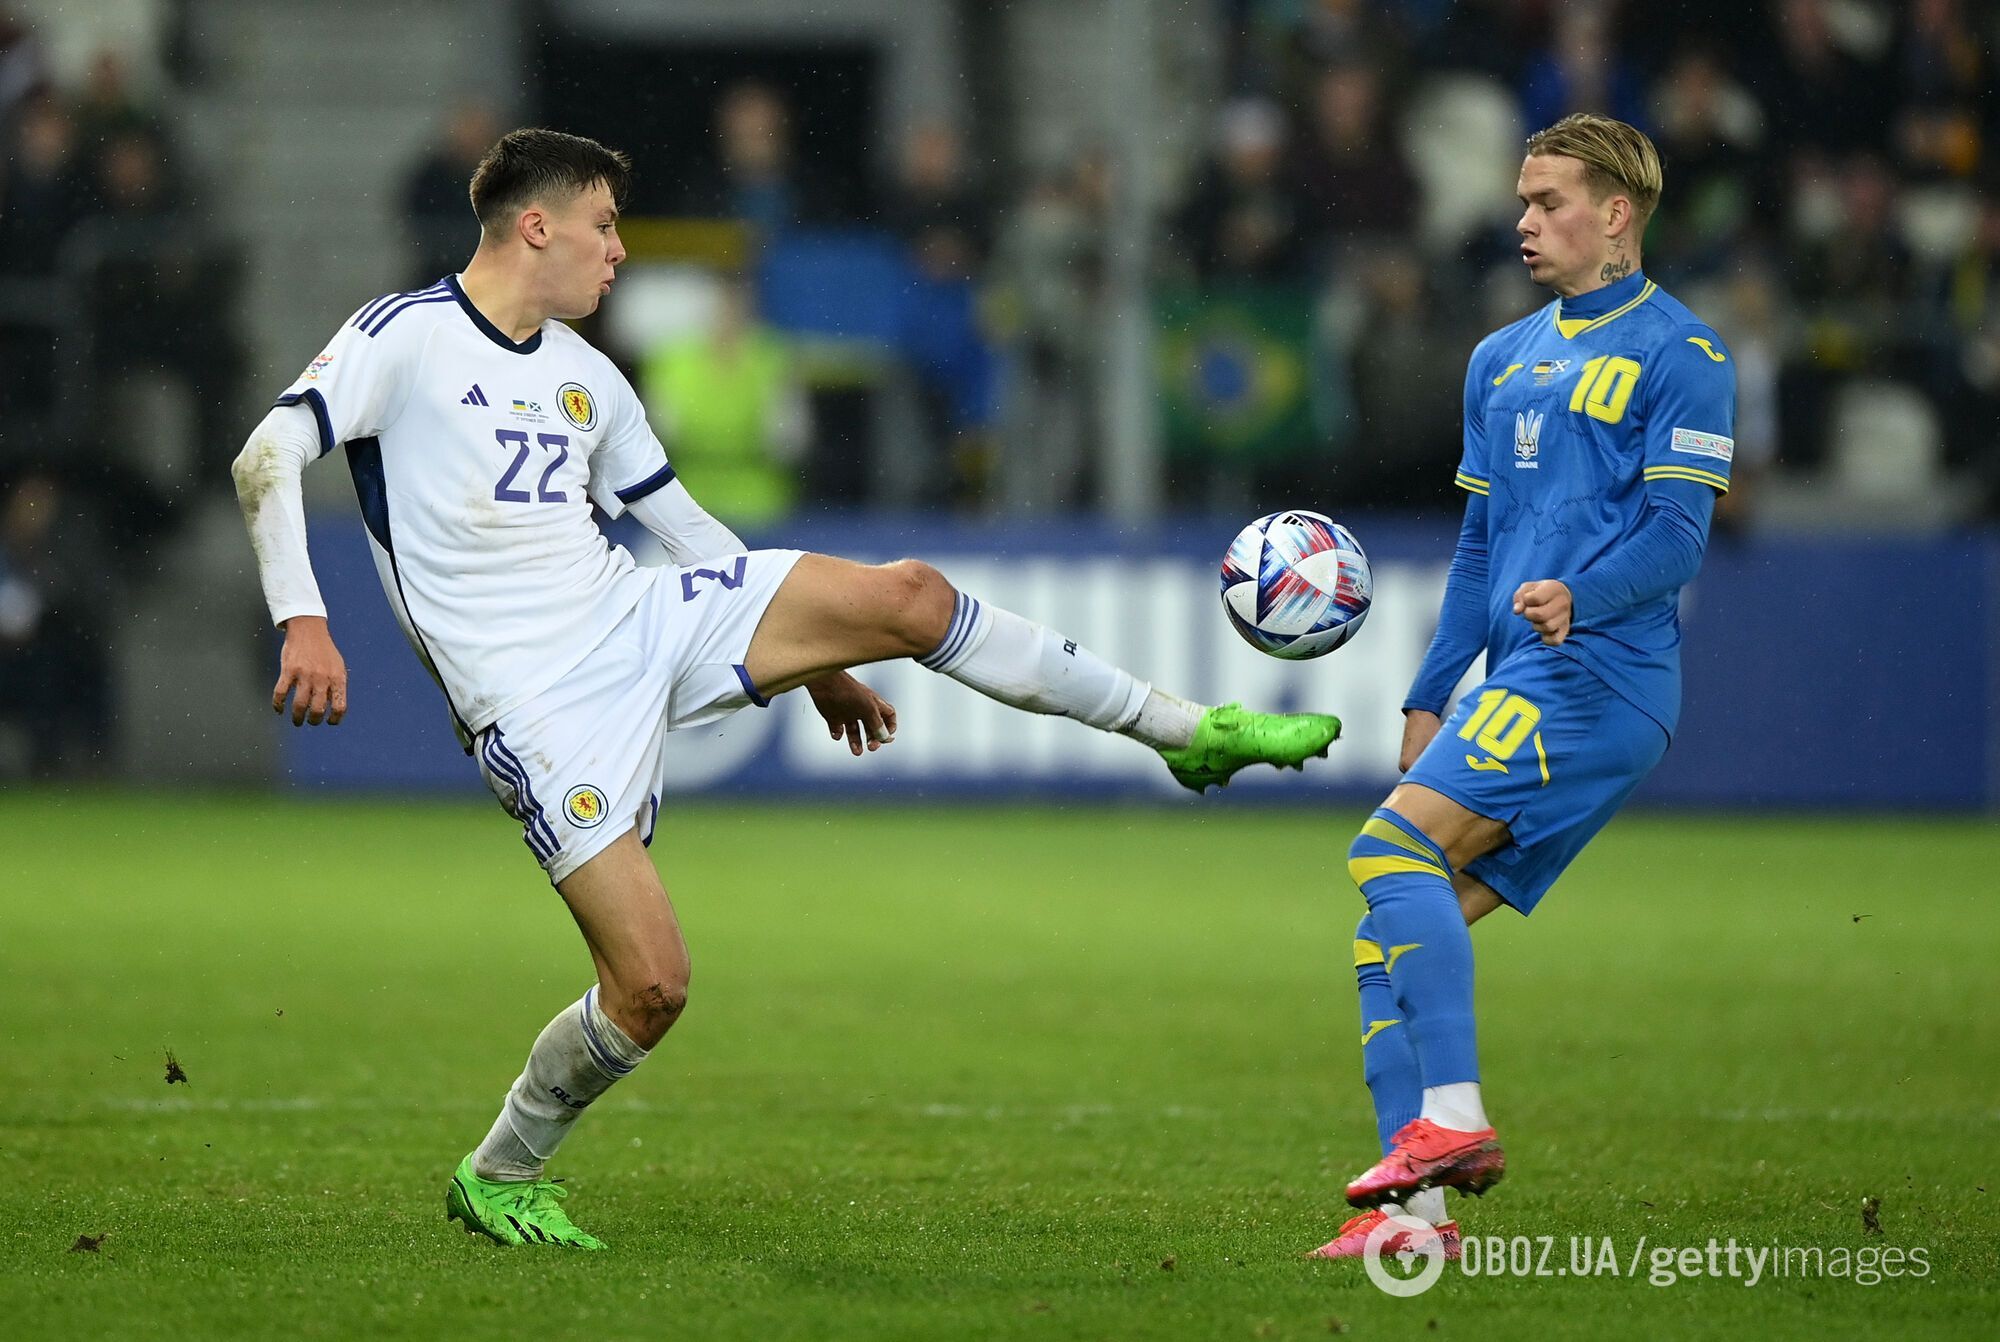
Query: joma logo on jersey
1514 410 1543 467
1531 359 1570 386
558 382 597 431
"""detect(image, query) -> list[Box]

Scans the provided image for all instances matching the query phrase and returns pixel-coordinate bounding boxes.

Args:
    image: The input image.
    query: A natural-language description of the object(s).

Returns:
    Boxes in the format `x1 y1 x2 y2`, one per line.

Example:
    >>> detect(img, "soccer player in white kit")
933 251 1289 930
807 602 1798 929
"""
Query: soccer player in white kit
234 129 1342 1249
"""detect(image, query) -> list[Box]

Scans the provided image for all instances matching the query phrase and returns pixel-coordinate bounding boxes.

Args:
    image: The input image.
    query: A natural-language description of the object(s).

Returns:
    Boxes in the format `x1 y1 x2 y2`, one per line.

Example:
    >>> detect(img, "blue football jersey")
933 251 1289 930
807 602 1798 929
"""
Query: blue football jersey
1455 271 1735 735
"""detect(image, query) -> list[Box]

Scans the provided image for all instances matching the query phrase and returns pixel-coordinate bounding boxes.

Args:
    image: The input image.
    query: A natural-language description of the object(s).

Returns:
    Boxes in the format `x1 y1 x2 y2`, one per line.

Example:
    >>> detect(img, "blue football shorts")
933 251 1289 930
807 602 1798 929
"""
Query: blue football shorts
1401 644 1669 915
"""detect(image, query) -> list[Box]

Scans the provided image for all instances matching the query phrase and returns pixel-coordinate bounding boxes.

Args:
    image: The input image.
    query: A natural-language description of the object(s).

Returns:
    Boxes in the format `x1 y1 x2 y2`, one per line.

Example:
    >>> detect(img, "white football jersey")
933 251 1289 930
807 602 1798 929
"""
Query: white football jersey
277 275 677 735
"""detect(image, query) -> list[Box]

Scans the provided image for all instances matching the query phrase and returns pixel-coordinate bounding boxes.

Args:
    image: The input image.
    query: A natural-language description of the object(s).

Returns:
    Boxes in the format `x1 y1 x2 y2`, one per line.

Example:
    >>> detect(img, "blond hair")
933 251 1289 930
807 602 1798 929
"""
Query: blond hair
1524 113 1663 230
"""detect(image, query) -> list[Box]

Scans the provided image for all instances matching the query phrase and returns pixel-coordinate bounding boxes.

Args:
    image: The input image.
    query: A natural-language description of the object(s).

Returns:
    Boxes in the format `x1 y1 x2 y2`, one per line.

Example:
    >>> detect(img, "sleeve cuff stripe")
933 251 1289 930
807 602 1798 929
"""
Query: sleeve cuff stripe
615 461 678 504
274 388 336 458
1645 465 1730 492
1455 474 1490 495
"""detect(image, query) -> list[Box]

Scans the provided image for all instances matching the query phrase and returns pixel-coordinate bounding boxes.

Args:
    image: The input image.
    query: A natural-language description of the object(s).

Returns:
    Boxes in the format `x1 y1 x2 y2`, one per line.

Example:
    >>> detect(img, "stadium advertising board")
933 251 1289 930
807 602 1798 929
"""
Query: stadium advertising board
288 518 1996 808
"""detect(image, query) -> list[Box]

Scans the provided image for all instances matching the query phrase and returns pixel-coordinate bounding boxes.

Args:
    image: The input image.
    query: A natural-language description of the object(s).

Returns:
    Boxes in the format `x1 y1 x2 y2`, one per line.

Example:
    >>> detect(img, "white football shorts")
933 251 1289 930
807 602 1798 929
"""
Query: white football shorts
473 548 805 884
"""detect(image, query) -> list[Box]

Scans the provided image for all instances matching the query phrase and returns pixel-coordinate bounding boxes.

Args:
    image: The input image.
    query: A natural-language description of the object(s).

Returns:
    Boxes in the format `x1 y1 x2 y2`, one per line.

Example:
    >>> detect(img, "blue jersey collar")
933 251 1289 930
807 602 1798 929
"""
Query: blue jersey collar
1556 270 1648 321
445 273 544 355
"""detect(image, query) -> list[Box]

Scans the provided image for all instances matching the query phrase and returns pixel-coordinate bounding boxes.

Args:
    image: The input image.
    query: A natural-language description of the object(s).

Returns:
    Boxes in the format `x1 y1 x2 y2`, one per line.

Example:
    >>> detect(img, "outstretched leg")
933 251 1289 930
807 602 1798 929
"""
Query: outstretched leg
740 554 1341 789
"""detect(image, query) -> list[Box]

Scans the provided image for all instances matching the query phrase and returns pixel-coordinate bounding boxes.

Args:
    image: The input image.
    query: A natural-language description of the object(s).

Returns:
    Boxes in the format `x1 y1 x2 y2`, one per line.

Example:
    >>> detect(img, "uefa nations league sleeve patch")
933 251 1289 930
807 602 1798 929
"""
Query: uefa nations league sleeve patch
1669 427 1733 462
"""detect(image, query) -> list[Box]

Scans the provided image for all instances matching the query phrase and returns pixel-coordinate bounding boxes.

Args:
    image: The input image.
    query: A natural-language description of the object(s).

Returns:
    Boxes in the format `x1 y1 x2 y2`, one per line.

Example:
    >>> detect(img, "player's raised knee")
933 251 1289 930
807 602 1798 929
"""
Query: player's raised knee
874 558 958 657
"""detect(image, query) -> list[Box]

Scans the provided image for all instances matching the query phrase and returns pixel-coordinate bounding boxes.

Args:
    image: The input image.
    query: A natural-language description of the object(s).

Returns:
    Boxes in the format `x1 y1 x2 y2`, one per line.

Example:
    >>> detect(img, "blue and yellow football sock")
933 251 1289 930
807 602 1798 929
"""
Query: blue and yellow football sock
1353 912 1422 1155
1347 808 1480 1091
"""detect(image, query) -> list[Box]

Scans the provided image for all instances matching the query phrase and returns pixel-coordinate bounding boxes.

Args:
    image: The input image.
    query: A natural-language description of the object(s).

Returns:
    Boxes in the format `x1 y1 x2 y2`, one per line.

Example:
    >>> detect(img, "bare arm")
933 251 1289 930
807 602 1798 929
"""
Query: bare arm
232 405 347 725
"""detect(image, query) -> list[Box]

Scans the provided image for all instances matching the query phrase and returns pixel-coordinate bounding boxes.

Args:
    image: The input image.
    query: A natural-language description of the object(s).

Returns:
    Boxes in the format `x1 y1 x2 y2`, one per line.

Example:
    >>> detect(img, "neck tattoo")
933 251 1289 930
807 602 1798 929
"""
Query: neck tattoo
1599 255 1634 283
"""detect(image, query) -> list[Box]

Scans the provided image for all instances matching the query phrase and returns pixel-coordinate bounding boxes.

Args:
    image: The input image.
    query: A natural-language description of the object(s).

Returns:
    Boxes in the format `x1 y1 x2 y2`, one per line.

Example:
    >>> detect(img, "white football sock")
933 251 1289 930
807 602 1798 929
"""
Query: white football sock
472 985 648 1181
1421 1082 1489 1133
919 593 1197 745
1405 1188 1448 1224
1131 688 1204 750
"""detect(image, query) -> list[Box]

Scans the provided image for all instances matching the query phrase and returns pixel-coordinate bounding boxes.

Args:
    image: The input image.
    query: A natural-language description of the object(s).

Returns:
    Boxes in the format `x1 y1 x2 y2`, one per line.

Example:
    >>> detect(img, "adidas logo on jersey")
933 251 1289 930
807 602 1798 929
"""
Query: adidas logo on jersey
460 384 489 406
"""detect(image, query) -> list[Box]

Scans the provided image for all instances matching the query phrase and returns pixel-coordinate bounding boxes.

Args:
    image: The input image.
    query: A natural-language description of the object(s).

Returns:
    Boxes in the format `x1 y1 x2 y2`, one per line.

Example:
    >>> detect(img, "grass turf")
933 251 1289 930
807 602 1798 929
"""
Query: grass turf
1 793 1994 1339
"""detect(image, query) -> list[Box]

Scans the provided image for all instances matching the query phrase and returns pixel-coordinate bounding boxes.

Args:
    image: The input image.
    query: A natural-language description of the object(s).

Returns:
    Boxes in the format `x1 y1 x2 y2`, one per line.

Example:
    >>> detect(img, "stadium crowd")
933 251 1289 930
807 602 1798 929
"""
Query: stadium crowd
511 0 1998 523
0 24 229 778
1 0 1997 777
1172 0 2000 518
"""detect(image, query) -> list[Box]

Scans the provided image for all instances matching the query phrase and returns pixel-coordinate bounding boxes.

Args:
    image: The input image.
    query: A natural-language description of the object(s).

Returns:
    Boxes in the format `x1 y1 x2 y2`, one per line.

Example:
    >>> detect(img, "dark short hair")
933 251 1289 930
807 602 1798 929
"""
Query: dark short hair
468 128 631 232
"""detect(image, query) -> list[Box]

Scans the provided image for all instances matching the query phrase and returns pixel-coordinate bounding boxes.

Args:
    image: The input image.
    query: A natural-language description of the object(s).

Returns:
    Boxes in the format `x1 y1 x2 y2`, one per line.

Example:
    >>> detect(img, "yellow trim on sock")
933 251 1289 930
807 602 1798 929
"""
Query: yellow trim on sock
1384 943 1422 973
1348 854 1450 886
1361 817 1444 864
1353 938 1385 968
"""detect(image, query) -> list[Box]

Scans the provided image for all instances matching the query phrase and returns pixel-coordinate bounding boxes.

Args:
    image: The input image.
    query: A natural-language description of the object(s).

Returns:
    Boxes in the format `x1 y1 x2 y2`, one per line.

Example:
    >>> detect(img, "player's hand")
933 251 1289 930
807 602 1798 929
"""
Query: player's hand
273 614 348 726
1513 580 1573 646
1399 709 1442 773
806 671 897 757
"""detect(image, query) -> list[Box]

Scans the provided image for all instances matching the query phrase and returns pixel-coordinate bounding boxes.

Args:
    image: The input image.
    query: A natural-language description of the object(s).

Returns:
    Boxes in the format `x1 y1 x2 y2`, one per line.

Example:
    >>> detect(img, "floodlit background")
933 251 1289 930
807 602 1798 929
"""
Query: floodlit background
0 0 1993 807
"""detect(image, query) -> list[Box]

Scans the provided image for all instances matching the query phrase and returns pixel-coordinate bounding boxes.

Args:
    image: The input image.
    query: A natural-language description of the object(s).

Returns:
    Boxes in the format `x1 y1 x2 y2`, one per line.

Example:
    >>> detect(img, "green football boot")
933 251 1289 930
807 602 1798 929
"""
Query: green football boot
1156 702 1342 793
446 1154 607 1250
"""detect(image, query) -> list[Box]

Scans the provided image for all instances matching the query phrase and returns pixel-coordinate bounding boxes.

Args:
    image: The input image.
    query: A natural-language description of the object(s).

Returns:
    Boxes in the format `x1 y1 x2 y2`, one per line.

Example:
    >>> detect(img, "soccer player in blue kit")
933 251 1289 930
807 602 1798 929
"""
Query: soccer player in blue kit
1311 115 1736 1260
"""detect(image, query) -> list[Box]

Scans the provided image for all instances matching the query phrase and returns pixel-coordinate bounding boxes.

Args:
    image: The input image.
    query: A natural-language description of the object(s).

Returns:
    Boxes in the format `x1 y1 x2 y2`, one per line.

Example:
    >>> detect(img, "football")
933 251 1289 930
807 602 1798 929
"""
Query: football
1218 510 1373 659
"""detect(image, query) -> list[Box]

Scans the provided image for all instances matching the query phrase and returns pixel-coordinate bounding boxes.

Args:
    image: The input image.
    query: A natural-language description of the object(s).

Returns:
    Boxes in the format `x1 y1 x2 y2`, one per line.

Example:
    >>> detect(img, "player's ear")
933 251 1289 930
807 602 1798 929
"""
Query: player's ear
1605 194 1634 240
517 206 551 250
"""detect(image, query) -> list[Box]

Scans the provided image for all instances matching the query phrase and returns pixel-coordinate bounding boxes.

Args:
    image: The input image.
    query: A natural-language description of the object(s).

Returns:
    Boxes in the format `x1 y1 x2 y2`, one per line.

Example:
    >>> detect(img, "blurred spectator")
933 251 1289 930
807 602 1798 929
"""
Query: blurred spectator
693 81 803 239
1647 47 1766 277
0 467 115 777
1336 245 1467 507
1754 0 1889 168
1430 0 1532 83
93 125 179 218
869 121 1000 509
1780 154 1912 467
1891 0 1990 183
1934 193 2000 513
639 276 809 530
73 50 157 153
1279 0 1410 100
0 94 90 276
885 120 991 283
1711 263 1784 531
1520 3 1649 135
1290 64 1421 267
402 102 498 285
992 154 1110 511
80 122 243 486
0 9 47 126
1174 98 1304 283
1791 154 1911 352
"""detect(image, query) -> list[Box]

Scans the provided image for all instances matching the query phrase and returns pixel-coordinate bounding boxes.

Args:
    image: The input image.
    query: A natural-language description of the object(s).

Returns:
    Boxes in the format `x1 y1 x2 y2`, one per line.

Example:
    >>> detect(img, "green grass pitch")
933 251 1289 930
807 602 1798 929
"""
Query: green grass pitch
3 793 1995 1339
